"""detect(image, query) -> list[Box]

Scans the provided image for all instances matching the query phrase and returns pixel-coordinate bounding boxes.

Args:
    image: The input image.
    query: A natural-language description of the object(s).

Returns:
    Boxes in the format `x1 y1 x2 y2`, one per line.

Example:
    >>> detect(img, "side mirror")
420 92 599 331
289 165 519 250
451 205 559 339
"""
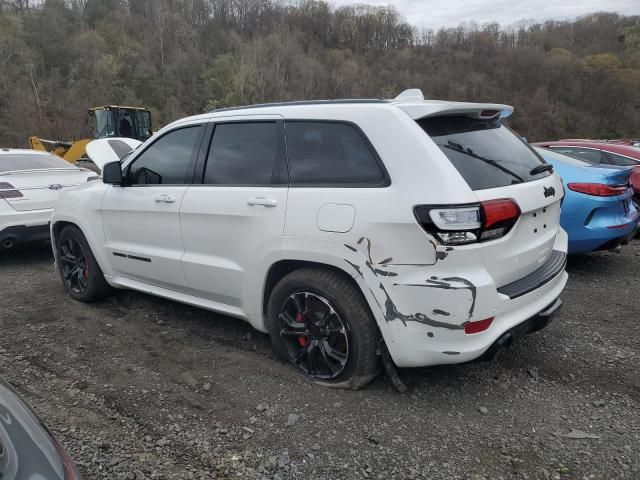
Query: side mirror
102 161 123 185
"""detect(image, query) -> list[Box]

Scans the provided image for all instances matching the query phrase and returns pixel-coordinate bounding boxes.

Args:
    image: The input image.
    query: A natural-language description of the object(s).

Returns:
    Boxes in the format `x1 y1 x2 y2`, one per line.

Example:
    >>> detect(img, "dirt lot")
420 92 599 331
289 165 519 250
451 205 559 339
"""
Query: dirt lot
1 240 639 480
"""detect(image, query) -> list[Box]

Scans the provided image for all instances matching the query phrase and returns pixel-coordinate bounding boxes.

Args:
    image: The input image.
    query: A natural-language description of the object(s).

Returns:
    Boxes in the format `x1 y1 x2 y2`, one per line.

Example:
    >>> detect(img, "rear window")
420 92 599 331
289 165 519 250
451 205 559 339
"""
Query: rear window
418 116 550 190
534 147 591 167
604 151 638 167
0 153 73 173
549 147 604 164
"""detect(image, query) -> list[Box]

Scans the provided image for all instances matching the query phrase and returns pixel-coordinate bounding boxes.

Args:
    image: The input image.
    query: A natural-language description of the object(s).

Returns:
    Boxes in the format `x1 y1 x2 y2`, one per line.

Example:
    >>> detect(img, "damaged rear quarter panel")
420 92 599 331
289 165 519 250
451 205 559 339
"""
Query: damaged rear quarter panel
343 236 497 355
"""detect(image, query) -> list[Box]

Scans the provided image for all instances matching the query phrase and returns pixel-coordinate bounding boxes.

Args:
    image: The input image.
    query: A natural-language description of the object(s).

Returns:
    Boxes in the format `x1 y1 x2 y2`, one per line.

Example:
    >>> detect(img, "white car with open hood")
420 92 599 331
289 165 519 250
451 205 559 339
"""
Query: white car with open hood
0 149 96 250
50 90 568 389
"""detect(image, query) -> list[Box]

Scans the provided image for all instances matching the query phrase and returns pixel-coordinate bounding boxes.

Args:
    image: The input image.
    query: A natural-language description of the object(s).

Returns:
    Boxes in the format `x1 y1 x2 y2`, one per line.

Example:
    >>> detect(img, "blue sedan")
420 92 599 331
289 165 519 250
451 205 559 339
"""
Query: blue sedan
534 147 639 254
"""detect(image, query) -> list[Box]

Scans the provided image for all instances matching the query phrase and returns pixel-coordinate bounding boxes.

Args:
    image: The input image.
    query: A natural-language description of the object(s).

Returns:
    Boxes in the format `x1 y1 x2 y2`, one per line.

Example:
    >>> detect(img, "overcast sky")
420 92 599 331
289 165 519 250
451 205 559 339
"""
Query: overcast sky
330 0 640 29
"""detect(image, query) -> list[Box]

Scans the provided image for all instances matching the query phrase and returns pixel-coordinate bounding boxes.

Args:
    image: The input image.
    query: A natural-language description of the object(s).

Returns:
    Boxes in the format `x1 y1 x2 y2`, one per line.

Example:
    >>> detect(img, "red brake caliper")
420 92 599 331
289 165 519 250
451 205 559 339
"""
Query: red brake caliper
295 312 307 347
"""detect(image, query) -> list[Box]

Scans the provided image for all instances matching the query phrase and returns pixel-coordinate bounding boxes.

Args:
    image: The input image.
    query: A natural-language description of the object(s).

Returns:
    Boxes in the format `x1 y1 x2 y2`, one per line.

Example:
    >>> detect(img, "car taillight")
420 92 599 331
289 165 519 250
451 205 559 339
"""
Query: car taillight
414 199 521 245
0 182 23 199
567 183 627 197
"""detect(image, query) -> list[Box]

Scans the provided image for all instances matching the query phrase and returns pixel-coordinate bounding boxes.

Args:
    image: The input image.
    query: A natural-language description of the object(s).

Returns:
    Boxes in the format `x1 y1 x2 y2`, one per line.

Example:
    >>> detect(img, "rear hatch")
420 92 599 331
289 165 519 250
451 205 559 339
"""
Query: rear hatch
586 164 632 186
584 164 636 219
0 169 91 211
409 108 564 287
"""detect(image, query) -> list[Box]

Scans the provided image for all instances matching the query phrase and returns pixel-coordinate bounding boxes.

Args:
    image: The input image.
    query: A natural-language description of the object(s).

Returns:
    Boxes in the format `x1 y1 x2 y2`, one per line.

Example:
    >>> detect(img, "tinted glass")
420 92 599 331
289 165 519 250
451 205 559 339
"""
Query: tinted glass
550 147 604 164
418 116 550 190
285 122 385 185
204 122 279 185
0 153 73 173
604 152 638 167
533 147 591 166
127 126 201 185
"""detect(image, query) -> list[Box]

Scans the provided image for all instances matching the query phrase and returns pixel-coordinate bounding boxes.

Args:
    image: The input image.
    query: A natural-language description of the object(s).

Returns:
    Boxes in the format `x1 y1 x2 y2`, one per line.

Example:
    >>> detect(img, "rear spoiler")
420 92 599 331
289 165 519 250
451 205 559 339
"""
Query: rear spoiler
391 89 514 120
395 102 514 121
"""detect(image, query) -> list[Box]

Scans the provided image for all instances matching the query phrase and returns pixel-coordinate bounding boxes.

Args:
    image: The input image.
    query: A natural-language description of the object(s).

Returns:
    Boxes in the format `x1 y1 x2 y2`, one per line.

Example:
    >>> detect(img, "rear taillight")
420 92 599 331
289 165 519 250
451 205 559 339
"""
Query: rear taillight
0 182 23 199
414 199 521 245
567 183 627 197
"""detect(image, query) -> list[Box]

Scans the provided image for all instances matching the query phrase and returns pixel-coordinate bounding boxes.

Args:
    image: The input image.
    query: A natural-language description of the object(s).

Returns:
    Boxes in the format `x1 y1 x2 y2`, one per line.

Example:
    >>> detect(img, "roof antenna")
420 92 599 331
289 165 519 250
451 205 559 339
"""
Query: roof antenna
395 89 425 101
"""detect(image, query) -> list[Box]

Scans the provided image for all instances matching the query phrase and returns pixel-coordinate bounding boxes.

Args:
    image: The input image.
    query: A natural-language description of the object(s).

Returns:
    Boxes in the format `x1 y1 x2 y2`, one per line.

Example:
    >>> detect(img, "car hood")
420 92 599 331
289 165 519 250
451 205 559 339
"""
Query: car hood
0 379 66 479
85 137 143 169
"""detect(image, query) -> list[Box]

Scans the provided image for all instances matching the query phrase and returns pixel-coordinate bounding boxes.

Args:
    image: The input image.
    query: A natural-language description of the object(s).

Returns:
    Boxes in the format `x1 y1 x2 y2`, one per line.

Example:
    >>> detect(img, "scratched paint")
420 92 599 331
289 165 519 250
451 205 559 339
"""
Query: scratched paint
344 237 476 331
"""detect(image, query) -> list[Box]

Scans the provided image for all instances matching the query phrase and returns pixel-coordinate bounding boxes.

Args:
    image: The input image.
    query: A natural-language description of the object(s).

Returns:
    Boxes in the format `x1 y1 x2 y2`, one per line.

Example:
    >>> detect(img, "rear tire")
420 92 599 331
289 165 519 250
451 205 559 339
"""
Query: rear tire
267 267 380 390
55 225 112 302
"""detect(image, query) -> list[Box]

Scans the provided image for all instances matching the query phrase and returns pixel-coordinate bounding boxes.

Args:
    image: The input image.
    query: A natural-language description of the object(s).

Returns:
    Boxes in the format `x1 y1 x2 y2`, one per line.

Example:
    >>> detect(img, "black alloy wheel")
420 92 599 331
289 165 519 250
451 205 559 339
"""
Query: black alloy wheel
59 236 89 294
278 291 350 380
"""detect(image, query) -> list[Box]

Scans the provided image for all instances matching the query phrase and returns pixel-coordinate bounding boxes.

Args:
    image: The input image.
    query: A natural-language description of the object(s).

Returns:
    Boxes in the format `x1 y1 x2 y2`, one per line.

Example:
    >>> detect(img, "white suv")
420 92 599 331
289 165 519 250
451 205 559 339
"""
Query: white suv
51 91 568 389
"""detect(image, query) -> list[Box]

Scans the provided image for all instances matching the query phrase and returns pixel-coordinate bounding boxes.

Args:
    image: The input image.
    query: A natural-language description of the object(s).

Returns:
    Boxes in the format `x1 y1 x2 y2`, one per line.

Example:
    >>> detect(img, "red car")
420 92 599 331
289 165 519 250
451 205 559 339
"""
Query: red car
533 141 640 204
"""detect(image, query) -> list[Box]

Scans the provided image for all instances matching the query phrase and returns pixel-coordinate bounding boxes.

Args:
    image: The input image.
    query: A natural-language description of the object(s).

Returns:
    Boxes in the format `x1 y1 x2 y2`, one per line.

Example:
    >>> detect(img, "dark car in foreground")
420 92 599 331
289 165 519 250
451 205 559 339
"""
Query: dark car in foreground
0 377 82 479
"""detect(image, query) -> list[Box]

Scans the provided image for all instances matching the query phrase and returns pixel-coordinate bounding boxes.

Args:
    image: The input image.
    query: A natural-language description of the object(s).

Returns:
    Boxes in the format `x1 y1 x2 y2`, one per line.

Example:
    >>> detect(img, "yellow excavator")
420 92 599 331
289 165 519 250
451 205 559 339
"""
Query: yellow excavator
29 105 153 163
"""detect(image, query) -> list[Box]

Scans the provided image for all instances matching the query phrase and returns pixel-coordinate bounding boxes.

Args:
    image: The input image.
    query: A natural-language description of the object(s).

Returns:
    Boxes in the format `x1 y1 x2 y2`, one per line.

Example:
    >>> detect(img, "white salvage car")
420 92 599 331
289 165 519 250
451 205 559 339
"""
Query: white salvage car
51 91 568 389
0 149 96 250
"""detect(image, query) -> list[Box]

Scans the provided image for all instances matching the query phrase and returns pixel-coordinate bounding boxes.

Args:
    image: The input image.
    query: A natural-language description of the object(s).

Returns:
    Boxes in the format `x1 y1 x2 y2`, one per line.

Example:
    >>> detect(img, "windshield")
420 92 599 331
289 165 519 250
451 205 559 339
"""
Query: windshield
418 115 551 190
132 110 153 140
89 109 152 140
0 153 74 173
90 110 116 138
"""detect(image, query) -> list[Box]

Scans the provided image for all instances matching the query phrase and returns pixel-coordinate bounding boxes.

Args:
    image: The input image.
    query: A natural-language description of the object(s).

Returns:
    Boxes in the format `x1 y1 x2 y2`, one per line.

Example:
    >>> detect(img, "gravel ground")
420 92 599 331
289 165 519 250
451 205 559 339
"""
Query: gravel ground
1 240 639 480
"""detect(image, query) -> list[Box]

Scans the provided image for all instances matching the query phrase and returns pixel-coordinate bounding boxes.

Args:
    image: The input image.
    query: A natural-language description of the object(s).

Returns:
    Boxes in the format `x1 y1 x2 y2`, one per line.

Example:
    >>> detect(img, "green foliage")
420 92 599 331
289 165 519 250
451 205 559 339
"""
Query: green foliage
0 1 638 144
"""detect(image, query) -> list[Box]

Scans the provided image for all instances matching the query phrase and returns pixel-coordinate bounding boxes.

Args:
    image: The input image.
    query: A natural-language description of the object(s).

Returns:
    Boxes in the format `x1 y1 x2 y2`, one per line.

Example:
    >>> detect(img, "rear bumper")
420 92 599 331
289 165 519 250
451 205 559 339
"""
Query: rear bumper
568 220 638 254
377 230 569 368
563 194 639 254
0 223 50 247
0 207 52 247
476 297 561 361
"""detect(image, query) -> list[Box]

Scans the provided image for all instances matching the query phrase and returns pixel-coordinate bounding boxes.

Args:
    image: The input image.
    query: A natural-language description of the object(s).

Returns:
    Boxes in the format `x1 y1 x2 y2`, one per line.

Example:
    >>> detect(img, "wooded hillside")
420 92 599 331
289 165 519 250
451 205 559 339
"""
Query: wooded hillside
1 0 639 146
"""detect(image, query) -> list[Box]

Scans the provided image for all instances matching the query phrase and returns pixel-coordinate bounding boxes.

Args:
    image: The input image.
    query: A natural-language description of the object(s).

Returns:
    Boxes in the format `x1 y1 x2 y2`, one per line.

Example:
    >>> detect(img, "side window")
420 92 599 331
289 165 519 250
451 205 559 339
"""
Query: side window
551 147 603 165
204 122 279 185
127 126 201 185
285 122 386 186
604 152 638 167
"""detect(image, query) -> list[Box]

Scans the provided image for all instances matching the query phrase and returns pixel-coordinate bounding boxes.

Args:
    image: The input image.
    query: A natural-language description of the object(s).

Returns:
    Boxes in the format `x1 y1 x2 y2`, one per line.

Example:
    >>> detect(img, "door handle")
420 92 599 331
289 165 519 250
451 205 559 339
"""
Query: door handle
155 194 176 203
247 197 278 207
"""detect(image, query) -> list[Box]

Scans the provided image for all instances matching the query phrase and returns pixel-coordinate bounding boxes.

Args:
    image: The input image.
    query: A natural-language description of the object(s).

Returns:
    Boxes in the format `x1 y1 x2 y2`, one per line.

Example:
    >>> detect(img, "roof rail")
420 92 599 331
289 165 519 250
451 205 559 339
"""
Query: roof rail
210 99 387 113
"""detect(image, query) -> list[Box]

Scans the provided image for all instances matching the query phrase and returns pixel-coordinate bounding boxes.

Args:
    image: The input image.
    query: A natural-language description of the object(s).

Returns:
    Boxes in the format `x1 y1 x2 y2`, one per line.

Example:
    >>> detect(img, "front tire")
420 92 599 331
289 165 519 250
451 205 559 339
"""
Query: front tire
267 268 380 390
55 225 112 302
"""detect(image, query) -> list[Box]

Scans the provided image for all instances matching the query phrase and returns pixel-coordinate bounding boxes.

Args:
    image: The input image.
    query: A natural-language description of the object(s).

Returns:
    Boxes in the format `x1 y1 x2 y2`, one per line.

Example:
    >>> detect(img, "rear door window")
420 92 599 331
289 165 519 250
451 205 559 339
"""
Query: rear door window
204 122 280 185
0 154 73 173
285 122 387 186
418 116 550 190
